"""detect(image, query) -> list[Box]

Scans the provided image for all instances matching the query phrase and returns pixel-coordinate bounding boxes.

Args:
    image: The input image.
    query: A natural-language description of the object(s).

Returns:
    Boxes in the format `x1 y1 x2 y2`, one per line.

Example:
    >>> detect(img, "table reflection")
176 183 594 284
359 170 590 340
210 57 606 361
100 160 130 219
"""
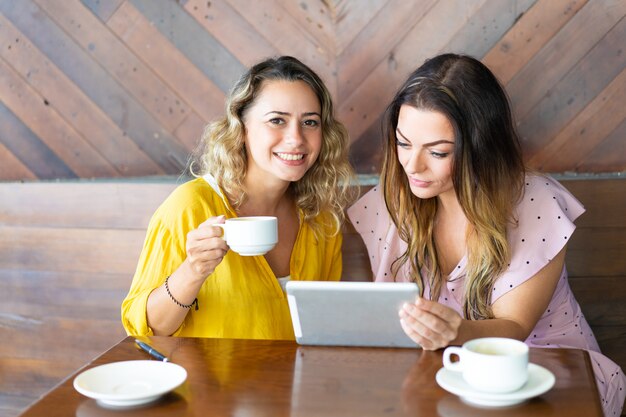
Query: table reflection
17 337 602 417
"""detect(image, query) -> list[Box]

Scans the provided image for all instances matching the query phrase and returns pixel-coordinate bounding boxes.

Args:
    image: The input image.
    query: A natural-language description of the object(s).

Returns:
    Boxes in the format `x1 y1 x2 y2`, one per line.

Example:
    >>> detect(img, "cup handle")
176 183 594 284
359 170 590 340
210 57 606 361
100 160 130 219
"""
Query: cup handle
442 346 464 372
214 224 227 241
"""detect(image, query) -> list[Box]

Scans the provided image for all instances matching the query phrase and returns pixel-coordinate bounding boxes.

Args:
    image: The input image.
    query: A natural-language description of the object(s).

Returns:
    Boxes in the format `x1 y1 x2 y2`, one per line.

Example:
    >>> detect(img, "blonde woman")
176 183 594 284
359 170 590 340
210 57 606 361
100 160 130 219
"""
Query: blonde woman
348 54 624 416
123 56 355 340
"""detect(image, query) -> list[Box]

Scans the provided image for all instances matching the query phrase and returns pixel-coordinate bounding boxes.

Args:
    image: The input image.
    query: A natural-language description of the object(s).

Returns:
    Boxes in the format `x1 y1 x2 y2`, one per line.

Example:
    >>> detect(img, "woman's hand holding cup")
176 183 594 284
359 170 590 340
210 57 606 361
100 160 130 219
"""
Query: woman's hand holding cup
185 215 229 281
185 215 279 281
213 216 278 256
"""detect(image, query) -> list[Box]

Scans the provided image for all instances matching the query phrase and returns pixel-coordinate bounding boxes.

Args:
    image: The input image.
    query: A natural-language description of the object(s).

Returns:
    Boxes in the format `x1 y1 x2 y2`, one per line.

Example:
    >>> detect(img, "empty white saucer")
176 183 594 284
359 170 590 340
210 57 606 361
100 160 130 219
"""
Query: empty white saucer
436 363 555 407
73 360 187 407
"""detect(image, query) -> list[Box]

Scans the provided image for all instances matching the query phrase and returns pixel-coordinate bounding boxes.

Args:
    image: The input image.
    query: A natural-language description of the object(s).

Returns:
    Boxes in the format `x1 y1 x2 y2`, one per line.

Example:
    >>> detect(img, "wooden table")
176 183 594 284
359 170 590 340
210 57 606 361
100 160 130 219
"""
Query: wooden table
18 336 603 417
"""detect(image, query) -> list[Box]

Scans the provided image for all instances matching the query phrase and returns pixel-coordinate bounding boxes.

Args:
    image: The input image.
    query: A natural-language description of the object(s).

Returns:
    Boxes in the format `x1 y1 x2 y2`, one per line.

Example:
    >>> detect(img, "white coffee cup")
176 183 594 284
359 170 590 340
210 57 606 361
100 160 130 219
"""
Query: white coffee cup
442 337 529 393
214 216 278 256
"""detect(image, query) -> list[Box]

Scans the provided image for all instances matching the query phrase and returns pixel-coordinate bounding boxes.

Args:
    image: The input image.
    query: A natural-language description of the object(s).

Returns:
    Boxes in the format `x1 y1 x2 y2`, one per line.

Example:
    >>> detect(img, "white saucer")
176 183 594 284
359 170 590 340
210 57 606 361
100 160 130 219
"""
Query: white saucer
73 360 187 407
436 363 555 407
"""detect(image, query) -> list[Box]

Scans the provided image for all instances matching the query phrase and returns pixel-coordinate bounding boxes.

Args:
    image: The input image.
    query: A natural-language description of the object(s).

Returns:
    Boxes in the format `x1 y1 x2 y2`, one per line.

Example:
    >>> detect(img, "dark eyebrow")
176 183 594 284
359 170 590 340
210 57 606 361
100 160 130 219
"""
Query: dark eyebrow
264 111 321 117
396 128 454 147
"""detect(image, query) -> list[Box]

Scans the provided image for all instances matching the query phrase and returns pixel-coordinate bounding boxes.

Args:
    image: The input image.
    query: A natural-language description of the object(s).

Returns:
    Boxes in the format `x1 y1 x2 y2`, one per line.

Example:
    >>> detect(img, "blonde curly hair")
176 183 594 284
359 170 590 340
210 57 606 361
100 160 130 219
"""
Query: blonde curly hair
192 56 357 236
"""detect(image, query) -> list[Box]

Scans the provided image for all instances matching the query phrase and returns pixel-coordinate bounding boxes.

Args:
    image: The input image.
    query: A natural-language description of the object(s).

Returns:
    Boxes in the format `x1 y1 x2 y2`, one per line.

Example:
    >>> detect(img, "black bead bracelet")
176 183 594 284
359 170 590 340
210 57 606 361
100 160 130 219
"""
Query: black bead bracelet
165 276 198 311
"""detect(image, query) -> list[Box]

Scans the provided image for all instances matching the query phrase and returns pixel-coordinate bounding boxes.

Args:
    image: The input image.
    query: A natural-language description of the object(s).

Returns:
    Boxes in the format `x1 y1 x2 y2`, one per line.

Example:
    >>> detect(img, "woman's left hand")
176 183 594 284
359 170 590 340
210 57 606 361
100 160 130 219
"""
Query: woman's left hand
399 297 462 350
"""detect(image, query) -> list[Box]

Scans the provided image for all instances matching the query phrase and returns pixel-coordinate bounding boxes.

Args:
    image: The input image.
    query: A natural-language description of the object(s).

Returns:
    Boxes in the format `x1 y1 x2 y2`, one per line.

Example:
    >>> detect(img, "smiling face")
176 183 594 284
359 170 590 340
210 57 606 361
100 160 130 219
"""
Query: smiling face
242 79 323 187
395 105 456 202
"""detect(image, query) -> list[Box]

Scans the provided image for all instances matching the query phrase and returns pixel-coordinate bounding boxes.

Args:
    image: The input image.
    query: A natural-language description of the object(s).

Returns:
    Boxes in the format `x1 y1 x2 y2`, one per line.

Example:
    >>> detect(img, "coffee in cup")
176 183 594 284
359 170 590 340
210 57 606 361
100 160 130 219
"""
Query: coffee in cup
215 216 278 256
442 337 529 393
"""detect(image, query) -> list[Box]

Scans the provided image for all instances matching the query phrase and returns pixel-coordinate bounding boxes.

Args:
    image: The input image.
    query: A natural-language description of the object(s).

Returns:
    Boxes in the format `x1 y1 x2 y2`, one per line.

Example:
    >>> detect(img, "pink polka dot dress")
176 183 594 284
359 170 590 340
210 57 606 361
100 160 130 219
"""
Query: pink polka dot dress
347 174 625 416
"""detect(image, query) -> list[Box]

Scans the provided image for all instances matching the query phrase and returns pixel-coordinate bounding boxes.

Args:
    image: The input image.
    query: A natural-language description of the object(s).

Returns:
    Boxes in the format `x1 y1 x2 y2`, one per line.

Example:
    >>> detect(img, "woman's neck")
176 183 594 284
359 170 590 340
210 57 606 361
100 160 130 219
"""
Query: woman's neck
237 175 292 217
436 191 466 223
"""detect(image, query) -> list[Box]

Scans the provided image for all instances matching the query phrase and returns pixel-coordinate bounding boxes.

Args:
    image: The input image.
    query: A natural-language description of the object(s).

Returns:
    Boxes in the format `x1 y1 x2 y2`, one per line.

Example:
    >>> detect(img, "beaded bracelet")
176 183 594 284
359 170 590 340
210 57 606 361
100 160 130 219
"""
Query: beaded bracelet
164 276 198 311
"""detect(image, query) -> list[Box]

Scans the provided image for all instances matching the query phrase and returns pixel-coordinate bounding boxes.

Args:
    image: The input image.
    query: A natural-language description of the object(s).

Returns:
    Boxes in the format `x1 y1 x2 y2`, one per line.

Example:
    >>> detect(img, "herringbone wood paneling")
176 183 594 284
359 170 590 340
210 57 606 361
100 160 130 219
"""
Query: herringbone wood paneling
0 0 624 180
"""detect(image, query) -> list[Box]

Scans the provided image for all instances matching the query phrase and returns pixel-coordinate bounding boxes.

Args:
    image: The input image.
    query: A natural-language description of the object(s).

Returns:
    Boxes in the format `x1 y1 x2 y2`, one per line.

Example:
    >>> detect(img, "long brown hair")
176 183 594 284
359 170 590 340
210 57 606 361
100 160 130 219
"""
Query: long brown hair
193 56 356 236
381 54 525 320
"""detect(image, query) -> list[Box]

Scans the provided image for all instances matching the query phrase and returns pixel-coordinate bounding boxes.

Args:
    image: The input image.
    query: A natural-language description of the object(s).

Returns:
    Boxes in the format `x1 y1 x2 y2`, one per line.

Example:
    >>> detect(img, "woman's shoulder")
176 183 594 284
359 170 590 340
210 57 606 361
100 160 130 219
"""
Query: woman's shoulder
492 174 585 302
159 177 213 209
515 173 585 221
152 177 227 226
347 185 386 226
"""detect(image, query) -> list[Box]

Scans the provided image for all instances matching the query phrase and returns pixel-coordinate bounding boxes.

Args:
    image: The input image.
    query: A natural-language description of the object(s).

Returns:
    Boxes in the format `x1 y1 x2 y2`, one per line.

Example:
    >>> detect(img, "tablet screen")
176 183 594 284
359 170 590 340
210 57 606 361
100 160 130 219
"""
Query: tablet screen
286 281 420 348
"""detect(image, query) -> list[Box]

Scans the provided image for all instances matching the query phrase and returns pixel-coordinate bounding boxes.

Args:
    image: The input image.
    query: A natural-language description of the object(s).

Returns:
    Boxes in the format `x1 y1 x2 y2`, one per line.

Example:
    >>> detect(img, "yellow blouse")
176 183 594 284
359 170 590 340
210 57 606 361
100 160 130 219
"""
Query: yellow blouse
121 177 342 340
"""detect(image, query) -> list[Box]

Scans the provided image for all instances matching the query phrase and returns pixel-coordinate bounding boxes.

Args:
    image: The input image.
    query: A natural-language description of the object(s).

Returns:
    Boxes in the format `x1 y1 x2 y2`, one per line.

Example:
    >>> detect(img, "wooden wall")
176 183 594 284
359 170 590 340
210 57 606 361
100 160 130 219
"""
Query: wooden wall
0 0 624 181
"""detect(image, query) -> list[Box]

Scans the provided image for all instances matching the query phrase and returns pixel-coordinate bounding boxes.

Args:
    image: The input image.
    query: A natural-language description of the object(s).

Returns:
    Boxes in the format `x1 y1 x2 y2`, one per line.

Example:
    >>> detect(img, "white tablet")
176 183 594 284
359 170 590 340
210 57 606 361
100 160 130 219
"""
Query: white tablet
286 281 420 348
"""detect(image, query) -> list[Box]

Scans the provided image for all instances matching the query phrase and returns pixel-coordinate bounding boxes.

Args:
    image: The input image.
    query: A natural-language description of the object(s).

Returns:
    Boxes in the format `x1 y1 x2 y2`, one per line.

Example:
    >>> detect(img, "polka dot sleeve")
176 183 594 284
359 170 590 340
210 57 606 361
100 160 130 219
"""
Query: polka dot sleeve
491 174 585 303
347 186 408 282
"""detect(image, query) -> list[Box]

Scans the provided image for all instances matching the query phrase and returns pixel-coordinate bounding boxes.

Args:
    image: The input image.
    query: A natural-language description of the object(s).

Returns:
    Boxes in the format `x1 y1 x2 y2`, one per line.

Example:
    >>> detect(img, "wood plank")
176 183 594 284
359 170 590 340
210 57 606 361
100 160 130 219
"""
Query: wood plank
0 102 76 179
342 229 372 282
483 0 588 85
108 1 225 123
277 0 336 56
34 0 190 133
226 0 336 95
0 357 80 397
589 326 626 377
1 285 128 321
0 13 164 177
577 117 626 172
347 113 385 174
333 0 389 55
129 0 245 92
443 0 537 59
570 276 626 326
0 57 119 178
0 226 146 274
529 68 626 171
0 392 34 417
0 269 129 291
183 0 277 68
174 112 206 152
337 0 438 101
0 182 177 228
339 0 489 144
567 227 626 277
0 0 189 173
1 271 129 324
0 317 125 361
517 15 626 161
0 142 37 181
561 178 626 228
80 0 124 21
507 0 626 119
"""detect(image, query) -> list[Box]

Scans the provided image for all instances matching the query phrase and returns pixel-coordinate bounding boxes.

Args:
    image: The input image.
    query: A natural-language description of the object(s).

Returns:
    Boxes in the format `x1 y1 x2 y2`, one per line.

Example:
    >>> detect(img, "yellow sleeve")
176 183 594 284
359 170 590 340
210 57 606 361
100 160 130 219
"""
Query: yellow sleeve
121 178 222 336
121 215 187 336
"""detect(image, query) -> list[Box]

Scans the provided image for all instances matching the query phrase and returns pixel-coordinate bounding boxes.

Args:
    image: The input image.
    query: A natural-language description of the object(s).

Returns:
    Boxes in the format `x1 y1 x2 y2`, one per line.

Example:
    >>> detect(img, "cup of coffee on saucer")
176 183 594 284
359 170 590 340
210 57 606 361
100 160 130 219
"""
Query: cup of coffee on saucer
442 337 529 394
215 216 278 256
436 337 555 407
